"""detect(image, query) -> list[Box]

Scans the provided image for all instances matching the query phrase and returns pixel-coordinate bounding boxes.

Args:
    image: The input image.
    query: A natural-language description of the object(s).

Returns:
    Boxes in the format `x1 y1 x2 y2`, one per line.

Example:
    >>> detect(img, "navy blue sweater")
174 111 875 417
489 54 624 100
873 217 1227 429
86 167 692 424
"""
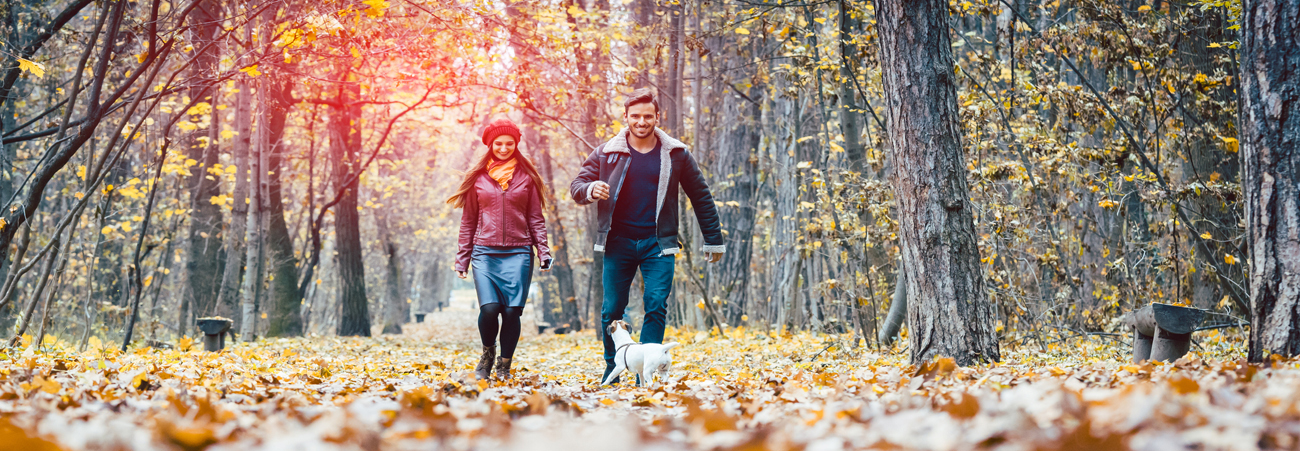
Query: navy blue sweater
609 142 661 240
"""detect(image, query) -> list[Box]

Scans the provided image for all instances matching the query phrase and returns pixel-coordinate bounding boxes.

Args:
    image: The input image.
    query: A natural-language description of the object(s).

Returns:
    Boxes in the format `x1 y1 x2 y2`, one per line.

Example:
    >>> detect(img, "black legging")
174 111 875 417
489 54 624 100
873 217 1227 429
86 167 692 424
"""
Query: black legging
478 303 523 358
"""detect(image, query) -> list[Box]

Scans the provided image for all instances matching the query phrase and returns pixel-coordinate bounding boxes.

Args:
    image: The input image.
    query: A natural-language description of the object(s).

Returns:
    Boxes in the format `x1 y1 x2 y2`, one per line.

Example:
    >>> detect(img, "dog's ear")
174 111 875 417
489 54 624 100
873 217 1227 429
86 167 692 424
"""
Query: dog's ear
606 322 617 335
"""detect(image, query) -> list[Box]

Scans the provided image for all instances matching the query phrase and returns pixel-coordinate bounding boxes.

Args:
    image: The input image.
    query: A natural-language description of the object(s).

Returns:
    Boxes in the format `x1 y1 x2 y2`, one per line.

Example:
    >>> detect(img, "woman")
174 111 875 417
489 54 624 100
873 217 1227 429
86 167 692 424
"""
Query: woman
449 118 552 380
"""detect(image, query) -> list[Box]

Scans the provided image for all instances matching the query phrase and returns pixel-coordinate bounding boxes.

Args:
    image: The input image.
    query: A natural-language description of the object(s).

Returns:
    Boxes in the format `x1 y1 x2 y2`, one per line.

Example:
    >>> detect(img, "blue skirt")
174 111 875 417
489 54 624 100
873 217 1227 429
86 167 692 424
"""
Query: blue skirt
471 245 533 307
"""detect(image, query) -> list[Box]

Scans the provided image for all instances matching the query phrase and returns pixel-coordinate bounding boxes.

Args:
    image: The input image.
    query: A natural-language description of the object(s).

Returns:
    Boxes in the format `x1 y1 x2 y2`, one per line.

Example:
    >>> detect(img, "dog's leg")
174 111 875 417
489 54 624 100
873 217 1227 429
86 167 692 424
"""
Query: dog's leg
601 362 626 386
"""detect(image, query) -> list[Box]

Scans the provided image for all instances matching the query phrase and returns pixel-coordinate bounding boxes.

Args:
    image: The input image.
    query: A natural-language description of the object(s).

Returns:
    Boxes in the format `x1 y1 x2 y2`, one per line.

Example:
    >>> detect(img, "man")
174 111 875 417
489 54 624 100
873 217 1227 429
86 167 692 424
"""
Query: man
571 88 725 384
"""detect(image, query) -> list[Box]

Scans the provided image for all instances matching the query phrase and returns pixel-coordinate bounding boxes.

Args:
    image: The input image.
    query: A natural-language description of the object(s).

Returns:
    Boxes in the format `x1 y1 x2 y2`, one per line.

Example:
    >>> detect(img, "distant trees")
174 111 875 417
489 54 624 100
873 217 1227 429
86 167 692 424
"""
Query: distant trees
0 0 1269 359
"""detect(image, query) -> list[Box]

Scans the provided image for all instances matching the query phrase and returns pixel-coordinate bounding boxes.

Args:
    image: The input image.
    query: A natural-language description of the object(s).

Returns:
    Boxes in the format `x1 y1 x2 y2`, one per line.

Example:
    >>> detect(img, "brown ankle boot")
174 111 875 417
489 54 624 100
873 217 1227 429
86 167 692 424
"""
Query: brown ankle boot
494 357 513 380
474 346 495 380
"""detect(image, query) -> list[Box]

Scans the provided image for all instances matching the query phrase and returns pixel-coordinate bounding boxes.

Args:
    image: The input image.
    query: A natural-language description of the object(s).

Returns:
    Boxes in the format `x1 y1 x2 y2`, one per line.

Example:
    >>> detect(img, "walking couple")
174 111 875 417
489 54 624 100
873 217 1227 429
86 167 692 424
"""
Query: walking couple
450 88 726 382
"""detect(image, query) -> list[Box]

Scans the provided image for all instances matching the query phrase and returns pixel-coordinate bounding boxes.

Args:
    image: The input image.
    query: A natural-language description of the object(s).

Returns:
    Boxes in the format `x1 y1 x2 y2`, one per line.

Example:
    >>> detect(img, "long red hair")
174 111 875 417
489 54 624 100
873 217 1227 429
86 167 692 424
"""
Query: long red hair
446 146 549 209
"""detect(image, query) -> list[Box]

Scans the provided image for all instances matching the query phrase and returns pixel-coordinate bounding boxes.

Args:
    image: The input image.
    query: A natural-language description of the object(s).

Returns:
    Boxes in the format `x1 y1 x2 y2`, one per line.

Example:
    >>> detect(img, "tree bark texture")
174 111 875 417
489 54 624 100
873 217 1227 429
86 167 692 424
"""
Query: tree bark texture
1242 0 1300 362
264 76 302 337
876 0 999 366
332 77 370 337
238 72 267 342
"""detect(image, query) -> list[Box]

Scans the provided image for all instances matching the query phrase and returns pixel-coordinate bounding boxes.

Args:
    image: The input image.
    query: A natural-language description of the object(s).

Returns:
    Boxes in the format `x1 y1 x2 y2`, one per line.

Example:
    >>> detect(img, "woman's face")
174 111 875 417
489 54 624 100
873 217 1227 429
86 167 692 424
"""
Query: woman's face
491 135 517 160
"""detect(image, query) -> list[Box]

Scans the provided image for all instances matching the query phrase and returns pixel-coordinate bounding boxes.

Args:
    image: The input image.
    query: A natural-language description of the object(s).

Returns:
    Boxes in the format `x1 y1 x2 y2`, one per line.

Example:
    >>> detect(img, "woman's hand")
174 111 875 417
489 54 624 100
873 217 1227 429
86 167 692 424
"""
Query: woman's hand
456 270 468 280
539 258 553 272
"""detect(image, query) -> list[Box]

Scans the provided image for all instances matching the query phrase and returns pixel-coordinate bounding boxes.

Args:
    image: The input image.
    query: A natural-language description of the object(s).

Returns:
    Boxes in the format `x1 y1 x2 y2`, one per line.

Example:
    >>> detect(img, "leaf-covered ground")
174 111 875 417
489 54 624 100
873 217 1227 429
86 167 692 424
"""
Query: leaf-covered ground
0 303 1294 450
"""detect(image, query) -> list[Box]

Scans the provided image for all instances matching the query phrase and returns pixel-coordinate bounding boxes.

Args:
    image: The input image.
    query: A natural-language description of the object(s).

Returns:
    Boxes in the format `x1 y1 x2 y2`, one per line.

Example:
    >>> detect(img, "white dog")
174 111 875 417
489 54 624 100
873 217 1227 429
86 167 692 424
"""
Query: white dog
601 320 679 388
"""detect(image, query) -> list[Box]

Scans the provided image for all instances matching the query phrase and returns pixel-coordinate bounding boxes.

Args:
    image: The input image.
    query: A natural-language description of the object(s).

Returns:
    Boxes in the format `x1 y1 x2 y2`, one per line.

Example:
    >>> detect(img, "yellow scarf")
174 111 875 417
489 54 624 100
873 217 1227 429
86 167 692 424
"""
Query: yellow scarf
487 158 516 191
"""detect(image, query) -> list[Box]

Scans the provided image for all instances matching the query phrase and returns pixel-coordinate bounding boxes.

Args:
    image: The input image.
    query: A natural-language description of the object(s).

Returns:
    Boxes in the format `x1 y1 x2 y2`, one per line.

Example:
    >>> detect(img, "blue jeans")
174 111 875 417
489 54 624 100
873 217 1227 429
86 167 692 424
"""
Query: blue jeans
601 235 675 371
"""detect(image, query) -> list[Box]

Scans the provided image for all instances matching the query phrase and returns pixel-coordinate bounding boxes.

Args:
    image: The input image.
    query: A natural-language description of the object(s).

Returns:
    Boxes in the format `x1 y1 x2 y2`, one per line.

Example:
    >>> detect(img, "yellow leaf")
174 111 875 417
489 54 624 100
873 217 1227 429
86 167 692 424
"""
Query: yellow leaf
1208 42 1222 48
131 372 148 390
1200 232 1212 240
1130 60 1142 71
1224 254 1237 265
101 226 114 235
1220 136 1239 153
87 336 103 352
1137 5 1151 11
239 65 261 77
16 58 45 78
600 398 616 405
38 376 60 394
362 0 389 17
734 27 750 35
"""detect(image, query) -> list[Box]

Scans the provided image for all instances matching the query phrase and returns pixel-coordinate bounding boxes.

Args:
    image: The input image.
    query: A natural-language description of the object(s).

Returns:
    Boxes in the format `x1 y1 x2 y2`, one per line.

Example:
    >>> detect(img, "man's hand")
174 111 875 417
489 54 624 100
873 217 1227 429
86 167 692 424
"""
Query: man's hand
456 270 468 280
590 181 611 200
706 252 723 263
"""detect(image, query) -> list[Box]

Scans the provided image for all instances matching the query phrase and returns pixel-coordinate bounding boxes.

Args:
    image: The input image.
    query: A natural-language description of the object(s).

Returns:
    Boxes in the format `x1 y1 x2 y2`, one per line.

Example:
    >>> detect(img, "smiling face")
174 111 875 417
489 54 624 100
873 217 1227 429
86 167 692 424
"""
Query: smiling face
624 102 660 139
491 134 517 160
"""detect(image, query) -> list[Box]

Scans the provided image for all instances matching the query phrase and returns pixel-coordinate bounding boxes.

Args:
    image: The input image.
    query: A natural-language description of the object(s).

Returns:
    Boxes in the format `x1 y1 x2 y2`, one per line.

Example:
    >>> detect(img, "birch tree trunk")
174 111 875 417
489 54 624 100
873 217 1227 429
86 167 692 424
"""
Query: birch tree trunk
1242 0 1300 362
876 0 999 366
239 75 267 342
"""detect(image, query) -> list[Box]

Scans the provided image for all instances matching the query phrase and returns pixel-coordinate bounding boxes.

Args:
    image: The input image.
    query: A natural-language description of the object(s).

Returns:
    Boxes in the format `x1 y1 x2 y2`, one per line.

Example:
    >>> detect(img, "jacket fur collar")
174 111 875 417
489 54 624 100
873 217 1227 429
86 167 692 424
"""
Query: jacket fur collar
601 127 689 155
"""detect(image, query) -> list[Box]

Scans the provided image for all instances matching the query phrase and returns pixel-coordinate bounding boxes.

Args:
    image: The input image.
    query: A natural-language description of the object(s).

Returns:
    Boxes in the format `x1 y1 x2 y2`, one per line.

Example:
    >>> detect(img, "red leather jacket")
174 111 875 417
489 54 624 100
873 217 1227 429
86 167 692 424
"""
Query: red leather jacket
455 170 551 272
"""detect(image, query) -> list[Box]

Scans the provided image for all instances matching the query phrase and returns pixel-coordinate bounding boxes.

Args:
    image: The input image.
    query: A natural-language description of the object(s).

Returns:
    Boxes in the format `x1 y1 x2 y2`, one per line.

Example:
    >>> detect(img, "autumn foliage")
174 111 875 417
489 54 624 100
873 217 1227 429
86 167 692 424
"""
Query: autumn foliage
2 318 1297 450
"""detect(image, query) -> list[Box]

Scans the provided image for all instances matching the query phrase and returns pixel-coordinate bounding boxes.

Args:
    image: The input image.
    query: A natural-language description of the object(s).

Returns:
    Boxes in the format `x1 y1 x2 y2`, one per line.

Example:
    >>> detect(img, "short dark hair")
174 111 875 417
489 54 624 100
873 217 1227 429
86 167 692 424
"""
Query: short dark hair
623 88 659 114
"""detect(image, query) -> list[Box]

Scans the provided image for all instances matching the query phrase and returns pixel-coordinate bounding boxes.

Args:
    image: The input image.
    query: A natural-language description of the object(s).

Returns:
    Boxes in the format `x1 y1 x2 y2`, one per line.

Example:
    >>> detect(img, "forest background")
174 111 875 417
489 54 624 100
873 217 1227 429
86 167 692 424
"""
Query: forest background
0 0 1249 357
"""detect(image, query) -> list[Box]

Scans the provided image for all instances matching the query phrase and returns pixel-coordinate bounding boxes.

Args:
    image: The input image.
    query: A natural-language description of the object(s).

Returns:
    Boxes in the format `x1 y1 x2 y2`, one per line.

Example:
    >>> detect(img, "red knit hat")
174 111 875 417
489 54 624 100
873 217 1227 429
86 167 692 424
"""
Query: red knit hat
481 118 522 146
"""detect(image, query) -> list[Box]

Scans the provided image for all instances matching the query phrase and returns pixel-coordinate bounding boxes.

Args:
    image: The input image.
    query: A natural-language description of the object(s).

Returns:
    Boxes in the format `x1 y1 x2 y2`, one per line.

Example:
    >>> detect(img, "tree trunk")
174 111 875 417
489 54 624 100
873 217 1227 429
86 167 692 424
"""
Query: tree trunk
1178 5 1244 310
333 75 370 337
837 0 867 171
238 70 267 342
377 212 405 335
183 0 226 322
879 265 907 345
1242 0 1300 362
215 53 251 324
264 75 302 337
876 0 1000 366
715 81 760 324
534 128 580 329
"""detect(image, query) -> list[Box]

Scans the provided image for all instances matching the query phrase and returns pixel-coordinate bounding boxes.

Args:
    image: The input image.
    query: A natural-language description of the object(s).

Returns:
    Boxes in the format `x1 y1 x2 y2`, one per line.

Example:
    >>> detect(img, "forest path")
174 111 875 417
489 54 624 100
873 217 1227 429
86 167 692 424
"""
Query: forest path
400 288 548 344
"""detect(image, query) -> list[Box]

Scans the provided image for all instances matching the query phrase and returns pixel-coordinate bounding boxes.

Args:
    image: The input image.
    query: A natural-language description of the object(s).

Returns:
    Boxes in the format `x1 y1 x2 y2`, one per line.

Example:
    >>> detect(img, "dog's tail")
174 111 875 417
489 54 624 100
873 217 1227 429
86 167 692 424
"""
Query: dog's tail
662 342 680 351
